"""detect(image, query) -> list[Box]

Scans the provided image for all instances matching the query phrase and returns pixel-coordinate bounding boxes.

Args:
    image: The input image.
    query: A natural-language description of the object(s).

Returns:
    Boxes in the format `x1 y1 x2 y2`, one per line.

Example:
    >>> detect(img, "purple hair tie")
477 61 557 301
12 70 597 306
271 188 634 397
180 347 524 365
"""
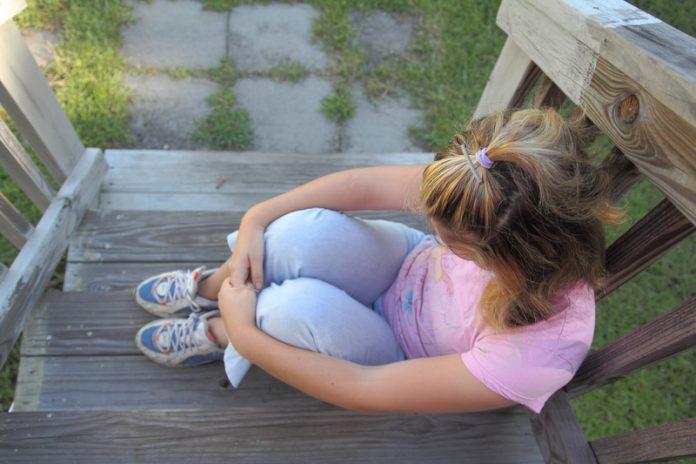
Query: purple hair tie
476 147 494 170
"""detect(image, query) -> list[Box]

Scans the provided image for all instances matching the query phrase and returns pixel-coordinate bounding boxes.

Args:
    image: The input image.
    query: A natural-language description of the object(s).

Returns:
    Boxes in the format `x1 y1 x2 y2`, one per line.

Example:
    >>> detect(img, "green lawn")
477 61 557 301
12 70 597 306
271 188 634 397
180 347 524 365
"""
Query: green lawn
1 0 694 455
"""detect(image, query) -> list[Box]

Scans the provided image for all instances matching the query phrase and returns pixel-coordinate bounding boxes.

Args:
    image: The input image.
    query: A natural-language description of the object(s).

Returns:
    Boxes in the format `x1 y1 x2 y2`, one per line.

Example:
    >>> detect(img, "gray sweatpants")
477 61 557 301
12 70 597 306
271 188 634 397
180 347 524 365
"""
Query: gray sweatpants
223 208 428 387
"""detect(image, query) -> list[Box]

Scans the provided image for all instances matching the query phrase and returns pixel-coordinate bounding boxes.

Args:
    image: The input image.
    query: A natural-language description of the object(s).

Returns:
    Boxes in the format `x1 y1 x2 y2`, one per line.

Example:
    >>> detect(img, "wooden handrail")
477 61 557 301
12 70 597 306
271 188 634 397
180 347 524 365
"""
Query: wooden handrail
0 0 25 27
497 0 696 226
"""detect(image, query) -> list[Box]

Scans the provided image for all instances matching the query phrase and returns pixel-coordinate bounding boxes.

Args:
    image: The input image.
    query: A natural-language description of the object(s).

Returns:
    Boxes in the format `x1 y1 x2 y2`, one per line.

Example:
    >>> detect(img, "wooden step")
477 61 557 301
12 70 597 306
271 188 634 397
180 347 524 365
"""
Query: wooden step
0 407 542 463
64 209 427 291
101 150 433 211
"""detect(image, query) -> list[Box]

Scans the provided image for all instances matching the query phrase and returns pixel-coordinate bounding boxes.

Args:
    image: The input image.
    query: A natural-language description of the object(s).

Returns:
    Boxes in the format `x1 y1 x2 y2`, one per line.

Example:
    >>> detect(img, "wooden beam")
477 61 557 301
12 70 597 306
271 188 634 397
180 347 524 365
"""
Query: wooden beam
0 192 33 248
0 0 25 27
474 37 540 118
0 117 55 211
566 296 696 397
0 148 106 369
530 391 597 463
590 418 696 464
531 75 566 109
497 0 696 226
599 199 695 299
600 147 642 202
0 20 84 183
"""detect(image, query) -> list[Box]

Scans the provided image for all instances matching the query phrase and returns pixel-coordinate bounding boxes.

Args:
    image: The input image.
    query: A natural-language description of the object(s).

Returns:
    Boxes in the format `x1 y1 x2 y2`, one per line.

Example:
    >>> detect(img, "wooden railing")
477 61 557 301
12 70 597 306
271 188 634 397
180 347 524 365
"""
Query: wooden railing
0 0 107 369
476 0 696 462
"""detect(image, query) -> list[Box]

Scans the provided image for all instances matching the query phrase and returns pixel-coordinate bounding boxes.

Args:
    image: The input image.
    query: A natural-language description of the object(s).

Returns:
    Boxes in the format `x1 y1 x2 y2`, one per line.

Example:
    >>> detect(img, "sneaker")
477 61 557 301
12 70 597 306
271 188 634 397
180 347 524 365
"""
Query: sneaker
135 266 218 317
135 311 224 367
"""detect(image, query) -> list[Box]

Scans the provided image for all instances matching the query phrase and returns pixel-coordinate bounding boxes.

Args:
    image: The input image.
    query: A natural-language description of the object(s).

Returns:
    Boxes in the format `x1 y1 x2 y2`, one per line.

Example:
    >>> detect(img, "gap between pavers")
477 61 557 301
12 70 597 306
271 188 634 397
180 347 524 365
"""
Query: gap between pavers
122 0 227 69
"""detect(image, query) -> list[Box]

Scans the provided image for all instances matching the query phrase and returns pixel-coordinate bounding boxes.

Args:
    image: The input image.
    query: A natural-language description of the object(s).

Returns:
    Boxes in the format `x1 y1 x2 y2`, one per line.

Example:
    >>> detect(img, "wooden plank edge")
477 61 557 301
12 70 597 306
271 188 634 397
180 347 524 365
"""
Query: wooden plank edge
0 148 106 368
530 391 597 463
590 417 696 464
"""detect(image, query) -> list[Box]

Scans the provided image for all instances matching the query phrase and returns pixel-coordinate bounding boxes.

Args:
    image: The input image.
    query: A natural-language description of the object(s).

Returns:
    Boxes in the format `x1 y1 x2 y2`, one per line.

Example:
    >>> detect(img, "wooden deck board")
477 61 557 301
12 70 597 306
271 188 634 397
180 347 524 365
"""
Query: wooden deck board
101 150 433 211
0 407 542 464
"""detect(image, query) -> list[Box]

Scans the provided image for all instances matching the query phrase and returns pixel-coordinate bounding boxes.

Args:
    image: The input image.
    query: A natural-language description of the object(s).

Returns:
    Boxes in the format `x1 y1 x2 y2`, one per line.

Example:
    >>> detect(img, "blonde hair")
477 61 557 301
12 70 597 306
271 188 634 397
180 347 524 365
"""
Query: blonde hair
421 108 624 330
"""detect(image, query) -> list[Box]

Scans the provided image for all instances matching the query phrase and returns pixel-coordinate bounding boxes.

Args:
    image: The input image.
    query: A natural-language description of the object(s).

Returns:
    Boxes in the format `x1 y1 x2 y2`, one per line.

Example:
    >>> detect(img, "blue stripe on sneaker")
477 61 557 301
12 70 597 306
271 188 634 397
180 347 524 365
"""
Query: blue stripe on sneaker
139 325 161 352
180 351 224 366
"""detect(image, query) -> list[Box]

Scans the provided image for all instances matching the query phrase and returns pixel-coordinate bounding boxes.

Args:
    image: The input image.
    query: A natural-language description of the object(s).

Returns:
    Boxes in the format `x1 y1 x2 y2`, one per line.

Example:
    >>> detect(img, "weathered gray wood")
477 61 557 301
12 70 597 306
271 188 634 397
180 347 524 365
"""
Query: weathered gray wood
13 355 324 412
0 192 33 248
498 0 696 226
0 149 106 369
68 210 428 263
0 117 54 211
101 150 433 210
63 261 223 292
599 199 695 299
530 391 597 463
0 0 25 26
474 37 538 118
21 290 162 356
590 418 696 464
0 20 84 182
0 407 542 464
566 296 696 398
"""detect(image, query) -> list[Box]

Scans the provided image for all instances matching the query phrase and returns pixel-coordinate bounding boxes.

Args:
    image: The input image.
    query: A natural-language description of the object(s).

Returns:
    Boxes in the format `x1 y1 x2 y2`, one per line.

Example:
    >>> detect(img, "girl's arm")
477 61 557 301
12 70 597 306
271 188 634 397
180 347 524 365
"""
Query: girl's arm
219 282 515 413
231 165 426 288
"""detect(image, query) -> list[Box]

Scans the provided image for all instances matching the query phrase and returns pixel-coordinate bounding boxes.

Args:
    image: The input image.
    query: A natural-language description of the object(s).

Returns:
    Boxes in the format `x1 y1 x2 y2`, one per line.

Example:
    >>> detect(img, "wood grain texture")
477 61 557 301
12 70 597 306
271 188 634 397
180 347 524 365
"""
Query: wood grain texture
0 21 84 182
0 149 106 369
0 0 25 26
600 199 695 299
530 391 597 463
0 407 541 464
0 192 33 248
590 418 696 464
63 261 223 292
20 290 156 356
566 296 696 398
0 118 54 211
498 0 696 225
13 355 324 412
474 37 539 118
68 209 428 263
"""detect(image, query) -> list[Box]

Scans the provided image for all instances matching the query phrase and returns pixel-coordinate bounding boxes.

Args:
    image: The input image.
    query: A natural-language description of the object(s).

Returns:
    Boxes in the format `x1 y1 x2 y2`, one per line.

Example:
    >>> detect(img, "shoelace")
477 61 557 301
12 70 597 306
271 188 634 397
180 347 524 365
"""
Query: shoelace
155 313 202 353
159 271 202 313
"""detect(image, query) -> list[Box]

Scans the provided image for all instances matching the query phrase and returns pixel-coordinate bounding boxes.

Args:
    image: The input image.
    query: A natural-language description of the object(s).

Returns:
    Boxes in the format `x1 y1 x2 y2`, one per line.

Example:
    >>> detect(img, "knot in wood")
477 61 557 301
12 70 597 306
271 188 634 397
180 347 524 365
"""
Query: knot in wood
618 95 639 124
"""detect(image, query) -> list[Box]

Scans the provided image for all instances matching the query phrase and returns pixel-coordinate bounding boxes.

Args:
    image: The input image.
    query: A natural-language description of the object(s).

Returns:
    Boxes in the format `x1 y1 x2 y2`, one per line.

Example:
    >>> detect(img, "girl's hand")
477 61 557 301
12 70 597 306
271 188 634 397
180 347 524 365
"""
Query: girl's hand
228 218 265 290
218 277 258 328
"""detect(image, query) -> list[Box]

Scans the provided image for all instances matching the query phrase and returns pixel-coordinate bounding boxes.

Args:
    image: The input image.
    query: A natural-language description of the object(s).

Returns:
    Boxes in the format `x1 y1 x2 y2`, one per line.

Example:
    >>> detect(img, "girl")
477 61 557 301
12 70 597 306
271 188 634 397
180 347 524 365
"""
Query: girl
134 108 622 414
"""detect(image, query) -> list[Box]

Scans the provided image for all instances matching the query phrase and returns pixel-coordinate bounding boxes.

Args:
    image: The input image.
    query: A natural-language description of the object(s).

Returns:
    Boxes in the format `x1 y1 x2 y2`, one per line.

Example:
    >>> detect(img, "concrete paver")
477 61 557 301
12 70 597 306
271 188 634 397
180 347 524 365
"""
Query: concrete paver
352 11 414 64
228 4 328 71
124 74 218 149
233 77 337 154
344 86 424 153
20 29 58 67
122 0 227 69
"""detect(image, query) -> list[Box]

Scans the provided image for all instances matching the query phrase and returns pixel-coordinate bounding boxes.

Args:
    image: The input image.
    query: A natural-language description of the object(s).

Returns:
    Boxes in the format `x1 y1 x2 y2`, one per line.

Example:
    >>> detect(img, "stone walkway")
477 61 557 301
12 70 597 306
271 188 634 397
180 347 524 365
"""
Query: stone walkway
110 0 425 154
22 1 425 154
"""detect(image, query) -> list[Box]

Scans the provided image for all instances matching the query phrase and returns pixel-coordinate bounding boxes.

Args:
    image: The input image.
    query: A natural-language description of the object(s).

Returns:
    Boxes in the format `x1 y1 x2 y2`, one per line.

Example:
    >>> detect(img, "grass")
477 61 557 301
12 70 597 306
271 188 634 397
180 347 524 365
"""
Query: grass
1 1 695 456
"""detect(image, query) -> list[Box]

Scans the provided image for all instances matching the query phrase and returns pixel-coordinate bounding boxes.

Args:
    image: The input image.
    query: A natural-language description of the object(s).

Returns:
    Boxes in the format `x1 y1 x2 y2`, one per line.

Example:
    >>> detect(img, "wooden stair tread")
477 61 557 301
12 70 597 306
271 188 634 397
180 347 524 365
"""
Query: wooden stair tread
0 407 543 463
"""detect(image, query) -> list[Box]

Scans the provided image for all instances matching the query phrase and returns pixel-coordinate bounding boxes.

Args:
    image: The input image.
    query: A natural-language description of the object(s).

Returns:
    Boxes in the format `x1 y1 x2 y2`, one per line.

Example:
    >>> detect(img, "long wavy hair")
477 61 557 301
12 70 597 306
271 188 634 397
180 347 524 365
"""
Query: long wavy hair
421 108 624 330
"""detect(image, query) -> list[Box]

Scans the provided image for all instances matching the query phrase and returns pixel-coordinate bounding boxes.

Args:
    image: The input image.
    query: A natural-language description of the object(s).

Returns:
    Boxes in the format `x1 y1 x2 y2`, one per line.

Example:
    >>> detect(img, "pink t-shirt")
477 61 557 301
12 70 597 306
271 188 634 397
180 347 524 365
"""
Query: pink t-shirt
380 238 595 413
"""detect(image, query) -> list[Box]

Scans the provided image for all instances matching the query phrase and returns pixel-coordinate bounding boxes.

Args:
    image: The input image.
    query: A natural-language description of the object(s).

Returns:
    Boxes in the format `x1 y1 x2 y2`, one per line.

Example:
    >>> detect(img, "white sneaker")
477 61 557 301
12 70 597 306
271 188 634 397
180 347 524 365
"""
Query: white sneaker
135 266 218 317
135 311 224 367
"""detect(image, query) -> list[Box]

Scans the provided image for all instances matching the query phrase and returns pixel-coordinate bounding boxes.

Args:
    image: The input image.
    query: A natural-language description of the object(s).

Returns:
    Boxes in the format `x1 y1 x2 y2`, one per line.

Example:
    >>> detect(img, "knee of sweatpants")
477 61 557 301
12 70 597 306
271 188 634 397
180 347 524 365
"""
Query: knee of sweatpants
255 277 333 353
255 277 405 365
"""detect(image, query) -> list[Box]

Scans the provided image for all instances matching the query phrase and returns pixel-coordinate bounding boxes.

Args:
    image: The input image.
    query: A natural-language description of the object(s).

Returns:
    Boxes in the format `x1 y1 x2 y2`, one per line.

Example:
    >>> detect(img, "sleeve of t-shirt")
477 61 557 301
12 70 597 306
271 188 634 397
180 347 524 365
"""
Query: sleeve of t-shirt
460 289 595 413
